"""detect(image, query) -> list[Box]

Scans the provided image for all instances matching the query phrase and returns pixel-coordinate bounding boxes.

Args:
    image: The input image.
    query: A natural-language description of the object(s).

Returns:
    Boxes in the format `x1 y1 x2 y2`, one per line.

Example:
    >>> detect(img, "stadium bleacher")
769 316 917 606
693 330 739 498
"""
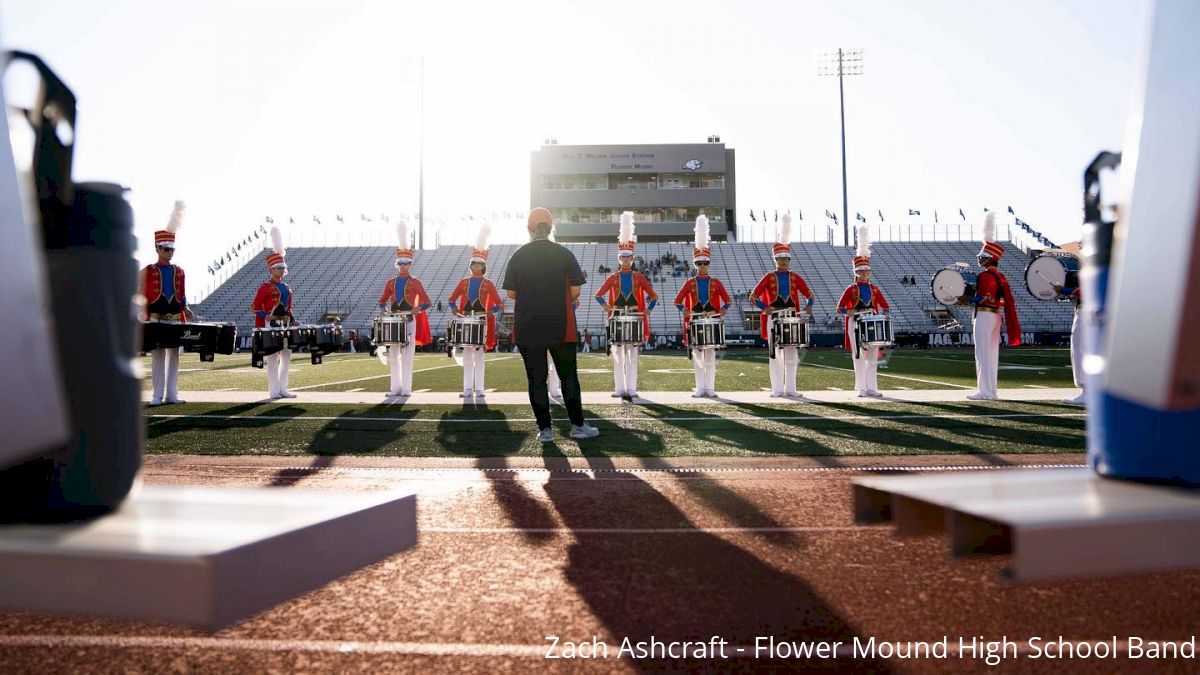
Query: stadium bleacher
192 241 1075 343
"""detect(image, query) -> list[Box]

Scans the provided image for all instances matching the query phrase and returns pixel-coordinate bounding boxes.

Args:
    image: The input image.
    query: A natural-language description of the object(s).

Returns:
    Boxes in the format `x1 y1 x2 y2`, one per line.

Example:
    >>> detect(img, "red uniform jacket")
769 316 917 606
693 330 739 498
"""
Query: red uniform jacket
976 267 1022 347
141 264 187 320
595 271 657 338
378 274 432 346
750 270 813 339
251 281 293 329
836 283 890 349
448 275 504 351
673 275 731 346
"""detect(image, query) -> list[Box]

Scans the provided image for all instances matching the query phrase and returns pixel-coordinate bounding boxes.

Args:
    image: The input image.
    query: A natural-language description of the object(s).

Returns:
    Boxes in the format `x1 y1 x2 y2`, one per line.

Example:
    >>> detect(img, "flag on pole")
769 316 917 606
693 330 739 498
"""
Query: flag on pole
958 208 965 221
934 210 939 223
877 209 884 222
1007 205 1015 214
797 210 802 220
855 213 867 223
908 209 921 216
749 211 757 221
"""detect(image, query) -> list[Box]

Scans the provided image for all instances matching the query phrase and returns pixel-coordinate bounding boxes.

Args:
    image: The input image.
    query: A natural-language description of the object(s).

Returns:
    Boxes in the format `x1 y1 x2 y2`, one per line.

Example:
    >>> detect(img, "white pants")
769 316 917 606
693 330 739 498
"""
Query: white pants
1070 309 1083 389
691 347 717 394
150 347 180 402
768 331 799 396
266 348 291 398
582 339 591 353
461 346 485 394
973 311 1002 397
548 352 562 398
387 338 417 395
848 326 880 394
612 344 639 395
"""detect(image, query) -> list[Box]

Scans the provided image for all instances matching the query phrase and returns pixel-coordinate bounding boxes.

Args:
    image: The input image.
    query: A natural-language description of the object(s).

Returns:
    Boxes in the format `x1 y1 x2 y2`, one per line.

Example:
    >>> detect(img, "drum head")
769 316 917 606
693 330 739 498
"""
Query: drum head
1025 254 1066 300
931 268 966 305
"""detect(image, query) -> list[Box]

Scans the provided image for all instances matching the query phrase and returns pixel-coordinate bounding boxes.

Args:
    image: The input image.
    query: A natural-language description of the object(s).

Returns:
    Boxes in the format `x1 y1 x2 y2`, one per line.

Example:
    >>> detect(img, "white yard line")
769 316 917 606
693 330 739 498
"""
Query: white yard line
148 412 1087 424
291 356 516 391
803 362 973 389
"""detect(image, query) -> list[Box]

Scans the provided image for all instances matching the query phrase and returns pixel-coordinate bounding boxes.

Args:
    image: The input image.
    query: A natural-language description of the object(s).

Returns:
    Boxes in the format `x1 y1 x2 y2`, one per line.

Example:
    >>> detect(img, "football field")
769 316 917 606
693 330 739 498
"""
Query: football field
144 348 1085 458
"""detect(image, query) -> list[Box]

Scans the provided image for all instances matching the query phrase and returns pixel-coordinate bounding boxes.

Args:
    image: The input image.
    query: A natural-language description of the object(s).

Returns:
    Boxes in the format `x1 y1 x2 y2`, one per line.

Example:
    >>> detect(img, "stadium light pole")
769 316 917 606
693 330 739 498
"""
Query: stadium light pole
399 57 425 249
817 48 863 248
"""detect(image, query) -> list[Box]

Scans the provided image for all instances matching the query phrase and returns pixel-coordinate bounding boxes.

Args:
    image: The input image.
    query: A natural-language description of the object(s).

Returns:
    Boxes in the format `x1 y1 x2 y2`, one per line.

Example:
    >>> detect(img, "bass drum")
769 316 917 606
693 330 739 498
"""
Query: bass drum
1025 253 1081 301
931 267 978 306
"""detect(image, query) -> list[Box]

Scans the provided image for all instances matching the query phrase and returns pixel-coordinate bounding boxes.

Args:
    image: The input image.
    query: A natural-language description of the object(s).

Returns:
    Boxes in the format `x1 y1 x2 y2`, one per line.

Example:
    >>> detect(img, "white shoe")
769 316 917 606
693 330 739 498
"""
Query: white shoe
569 424 600 439
536 428 554 443
866 390 883 398
626 391 639 399
279 391 297 399
692 392 706 398
148 398 163 407
388 390 402 397
165 398 186 405
857 391 871 398
459 391 471 398
267 393 281 400
769 392 784 398
475 390 486 397
611 392 623 398
705 391 719 398
1063 393 1086 405
965 392 993 401
786 391 804 399
400 390 412 397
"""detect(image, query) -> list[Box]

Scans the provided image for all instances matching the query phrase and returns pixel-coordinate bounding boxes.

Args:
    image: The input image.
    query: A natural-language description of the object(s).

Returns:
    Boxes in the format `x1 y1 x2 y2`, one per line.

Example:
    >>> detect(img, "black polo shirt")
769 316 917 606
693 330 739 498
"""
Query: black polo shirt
502 238 586 347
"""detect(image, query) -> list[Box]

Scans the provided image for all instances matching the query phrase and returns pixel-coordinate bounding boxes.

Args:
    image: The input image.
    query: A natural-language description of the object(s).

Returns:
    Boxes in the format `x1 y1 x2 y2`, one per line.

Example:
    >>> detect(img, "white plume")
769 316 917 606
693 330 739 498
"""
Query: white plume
396 219 410 248
619 211 635 245
982 210 996 242
269 225 285 256
694 213 710 251
166 200 186 233
777 212 792 244
856 224 870 258
475 220 491 252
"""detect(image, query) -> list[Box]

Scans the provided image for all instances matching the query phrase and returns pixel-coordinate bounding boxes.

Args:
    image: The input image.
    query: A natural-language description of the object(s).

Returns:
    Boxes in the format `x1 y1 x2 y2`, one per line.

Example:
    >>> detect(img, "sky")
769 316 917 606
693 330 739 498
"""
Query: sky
1 0 1149 280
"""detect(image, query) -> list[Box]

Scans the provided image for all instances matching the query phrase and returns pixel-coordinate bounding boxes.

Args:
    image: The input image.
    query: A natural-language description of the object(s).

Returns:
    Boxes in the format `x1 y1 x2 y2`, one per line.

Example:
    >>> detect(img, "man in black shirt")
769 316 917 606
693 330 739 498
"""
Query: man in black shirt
503 208 599 442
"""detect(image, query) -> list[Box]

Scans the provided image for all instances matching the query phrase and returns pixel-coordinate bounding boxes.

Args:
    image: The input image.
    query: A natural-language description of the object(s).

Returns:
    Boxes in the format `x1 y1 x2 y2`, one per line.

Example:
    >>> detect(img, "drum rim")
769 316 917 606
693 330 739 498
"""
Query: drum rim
1023 253 1075 301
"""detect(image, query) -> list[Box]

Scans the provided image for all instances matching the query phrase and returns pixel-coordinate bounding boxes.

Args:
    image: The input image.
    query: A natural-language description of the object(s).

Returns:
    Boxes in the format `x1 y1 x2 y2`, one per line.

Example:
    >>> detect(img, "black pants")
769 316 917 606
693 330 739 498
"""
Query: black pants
518 342 585 430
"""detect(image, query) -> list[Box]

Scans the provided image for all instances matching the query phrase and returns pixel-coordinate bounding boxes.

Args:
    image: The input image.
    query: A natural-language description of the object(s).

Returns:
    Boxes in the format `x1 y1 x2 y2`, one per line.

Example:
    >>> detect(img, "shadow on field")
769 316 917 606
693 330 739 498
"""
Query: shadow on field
876 400 1086 454
305 404 419 456
541 446 889 672
637 402 838 459
147 402 304 442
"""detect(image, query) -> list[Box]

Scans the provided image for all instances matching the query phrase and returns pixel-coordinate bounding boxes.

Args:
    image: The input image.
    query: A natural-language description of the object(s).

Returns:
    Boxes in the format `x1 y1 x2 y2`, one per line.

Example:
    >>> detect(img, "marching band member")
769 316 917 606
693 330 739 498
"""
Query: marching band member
595 212 658 399
251 225 296 399
836 225 891 398
967 212 1022 400
1057 283 1085 405
448 222 503 398
377 220 432 397
141 200 192 406
674 214 730 398
751 213 814 399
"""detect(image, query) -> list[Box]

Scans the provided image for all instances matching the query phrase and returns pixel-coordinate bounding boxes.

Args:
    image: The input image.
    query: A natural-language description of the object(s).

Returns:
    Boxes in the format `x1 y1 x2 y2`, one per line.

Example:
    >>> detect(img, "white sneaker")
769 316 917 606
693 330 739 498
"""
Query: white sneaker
611 392 623 398
866 390 883 398
786 391 804 399
769 392 784 398
400 390 413 397
706 391 719 398
692 392 706 398
570 424 600 439
1063 393 1086 405
857 391 871 398
965 392 992 401
165 398 186 405
388 390 402 397
537 428 554 443
148 398 163 407
459 391 471 398
474 390 486 397
279 391 297 399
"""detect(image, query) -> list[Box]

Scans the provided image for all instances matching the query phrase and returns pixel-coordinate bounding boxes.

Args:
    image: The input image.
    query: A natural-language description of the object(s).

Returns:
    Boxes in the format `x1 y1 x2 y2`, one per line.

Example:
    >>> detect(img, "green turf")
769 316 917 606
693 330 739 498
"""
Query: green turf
146 399 1085 458
148 348 1076 394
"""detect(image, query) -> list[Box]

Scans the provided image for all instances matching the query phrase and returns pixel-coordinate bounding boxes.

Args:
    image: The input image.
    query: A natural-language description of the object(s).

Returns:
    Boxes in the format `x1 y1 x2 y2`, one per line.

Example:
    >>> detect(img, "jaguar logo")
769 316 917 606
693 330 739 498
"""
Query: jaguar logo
682 159 703 171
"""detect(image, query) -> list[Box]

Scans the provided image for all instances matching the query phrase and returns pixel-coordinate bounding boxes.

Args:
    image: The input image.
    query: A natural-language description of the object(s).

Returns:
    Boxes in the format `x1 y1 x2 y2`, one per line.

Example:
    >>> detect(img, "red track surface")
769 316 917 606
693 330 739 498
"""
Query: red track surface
2 453 1198 674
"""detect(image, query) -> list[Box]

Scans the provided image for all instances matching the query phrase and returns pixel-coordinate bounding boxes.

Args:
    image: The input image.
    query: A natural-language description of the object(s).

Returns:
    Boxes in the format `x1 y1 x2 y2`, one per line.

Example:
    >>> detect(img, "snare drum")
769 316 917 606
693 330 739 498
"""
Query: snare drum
252 327 287 354
608 313 645 345
312 323 342 350
687 316 726 349
855 313 894 346
449 315 487 348
286 325 315 350
770 310 809 348
931 267 978 306
373 316 409 345
142 320 183 352
1024 252 1081 301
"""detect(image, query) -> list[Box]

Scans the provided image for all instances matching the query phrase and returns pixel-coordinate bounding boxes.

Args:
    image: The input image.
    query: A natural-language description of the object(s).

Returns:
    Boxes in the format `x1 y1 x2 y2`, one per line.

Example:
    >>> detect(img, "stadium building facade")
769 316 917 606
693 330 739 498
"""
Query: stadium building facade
530 141 736 243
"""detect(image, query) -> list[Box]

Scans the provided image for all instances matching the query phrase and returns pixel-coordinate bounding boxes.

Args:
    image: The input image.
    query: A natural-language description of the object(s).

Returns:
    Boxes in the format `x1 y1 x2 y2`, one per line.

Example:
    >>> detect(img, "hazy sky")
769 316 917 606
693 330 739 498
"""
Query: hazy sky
1 0 1149 275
